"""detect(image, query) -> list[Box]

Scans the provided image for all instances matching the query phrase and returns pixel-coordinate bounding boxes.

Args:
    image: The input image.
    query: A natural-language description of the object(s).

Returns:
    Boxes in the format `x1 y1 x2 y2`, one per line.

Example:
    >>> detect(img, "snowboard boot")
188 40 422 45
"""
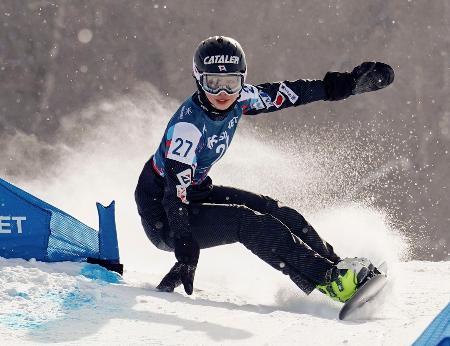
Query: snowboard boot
316 257 373 303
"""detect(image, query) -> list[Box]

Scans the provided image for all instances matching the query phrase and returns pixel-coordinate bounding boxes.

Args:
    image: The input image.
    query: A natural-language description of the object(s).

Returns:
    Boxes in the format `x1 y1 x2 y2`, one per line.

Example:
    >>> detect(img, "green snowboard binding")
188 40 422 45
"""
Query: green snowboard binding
316 257 378 303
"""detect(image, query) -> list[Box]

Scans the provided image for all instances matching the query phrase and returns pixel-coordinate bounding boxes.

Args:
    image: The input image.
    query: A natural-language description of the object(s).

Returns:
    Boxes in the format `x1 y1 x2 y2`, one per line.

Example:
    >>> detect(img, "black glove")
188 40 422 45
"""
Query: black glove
156 235 200 295
324 62 394 101
188 176 213 202
156 261 197 295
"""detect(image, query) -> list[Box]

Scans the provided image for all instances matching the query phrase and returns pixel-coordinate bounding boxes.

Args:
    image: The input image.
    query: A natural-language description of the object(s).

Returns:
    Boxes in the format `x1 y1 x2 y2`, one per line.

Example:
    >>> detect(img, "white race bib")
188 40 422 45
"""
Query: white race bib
167 122 202 165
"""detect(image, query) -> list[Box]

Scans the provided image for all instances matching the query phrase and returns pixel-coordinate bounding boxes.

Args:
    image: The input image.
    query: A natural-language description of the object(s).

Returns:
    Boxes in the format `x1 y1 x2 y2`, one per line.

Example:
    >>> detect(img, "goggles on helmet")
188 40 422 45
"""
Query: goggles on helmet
200 73 244 95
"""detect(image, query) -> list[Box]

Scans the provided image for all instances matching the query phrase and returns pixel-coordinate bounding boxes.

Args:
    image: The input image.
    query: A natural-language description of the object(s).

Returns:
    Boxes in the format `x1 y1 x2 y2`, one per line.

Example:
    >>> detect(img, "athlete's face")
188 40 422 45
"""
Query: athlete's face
205 91 239 111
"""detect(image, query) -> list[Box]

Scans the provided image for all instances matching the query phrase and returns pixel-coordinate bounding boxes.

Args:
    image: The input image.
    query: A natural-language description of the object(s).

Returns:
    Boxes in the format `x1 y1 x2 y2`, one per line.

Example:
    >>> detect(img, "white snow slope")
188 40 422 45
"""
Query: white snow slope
0 258 448 345
3 85 449 345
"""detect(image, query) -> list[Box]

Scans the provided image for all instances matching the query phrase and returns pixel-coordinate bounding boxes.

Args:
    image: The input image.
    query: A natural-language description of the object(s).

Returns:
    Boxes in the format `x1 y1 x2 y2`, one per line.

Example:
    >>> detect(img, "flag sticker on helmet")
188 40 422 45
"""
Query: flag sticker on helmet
279 83 299 104
203 55 240 65
218 65 227 72
273 92 285 108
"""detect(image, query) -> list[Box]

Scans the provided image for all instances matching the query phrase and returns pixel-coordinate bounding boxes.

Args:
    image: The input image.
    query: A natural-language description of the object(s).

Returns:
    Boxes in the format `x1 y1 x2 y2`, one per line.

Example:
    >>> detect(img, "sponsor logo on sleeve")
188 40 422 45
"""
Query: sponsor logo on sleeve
176 185 189 204
175 168 191 204
260 92 274 108
273 92 286 108
251 99 265 110
176 168 192 187
279 83 299 104
241 84 253 93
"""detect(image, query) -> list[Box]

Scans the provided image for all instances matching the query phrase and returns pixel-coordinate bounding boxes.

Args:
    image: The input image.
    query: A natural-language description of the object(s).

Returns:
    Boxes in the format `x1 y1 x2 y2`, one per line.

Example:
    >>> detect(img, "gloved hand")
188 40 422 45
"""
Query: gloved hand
324 62 394 101
156 235 200 295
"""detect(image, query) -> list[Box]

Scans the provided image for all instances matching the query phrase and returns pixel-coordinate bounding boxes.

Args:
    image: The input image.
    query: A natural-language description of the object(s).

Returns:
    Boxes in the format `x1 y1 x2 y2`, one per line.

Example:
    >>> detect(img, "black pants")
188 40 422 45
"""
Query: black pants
135 159 341 294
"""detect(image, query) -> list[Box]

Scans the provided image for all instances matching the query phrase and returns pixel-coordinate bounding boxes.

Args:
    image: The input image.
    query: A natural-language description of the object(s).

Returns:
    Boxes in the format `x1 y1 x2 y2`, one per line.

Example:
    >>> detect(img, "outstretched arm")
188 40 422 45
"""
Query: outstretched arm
241 61 394 116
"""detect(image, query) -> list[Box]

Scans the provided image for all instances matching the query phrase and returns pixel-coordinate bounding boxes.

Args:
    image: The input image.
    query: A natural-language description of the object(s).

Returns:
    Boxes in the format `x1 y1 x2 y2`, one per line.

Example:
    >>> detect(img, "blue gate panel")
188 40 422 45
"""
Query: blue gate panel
0 178 121 266
414 303 450 346
0 181 51 260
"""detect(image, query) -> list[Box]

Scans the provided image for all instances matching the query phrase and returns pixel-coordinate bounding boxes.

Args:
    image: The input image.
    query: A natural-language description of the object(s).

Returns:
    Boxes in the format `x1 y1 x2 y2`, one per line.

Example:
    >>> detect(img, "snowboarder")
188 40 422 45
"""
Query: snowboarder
135 36 394 302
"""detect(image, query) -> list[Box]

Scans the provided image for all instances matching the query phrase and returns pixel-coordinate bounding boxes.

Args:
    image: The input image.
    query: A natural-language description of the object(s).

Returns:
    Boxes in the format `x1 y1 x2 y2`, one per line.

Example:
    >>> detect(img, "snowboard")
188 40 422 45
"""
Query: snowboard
339 262 388 320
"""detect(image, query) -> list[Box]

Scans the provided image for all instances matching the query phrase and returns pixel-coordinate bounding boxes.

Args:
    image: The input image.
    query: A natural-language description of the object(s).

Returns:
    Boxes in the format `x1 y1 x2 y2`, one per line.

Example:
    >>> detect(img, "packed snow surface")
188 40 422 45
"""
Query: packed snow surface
0 258 448 345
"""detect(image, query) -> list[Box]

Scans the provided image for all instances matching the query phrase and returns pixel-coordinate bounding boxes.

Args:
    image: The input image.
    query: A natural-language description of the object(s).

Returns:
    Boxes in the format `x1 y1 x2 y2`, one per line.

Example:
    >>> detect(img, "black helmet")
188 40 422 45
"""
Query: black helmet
193 36 247 83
